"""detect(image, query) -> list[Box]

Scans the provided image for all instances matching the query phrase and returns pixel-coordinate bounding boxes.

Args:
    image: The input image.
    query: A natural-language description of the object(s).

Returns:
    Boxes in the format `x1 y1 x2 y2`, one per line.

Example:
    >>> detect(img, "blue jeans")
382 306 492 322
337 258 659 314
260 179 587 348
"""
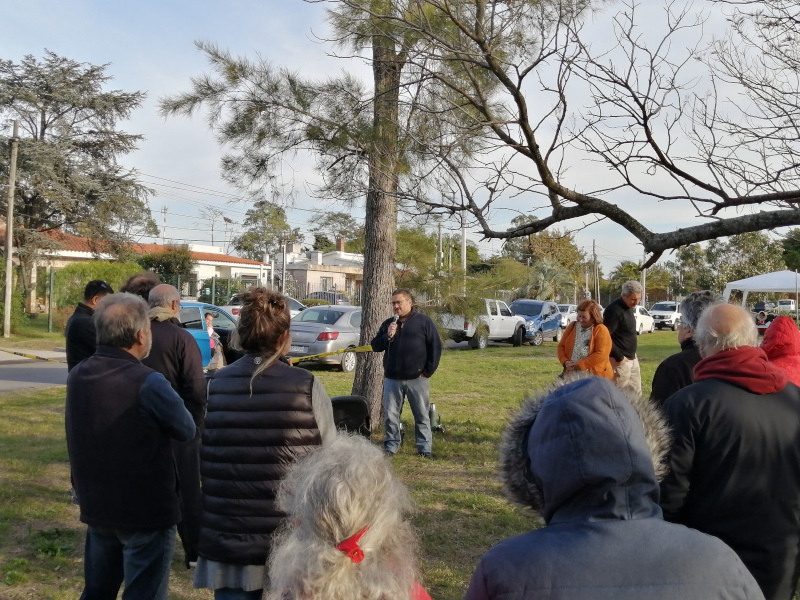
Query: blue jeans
214 589 262 600
383 377 432 454
80 525 176 600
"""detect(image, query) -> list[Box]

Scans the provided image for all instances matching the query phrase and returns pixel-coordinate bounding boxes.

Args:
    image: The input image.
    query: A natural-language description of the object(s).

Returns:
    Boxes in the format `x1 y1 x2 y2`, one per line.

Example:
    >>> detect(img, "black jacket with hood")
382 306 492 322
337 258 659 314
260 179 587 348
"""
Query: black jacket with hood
464 377 764 600
660 346 800 600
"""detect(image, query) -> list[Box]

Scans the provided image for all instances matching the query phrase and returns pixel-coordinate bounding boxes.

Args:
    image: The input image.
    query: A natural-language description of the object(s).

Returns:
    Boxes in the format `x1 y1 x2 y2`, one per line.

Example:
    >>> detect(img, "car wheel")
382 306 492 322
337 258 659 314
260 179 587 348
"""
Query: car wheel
637 324 643 336
553 327 564 342
339 350 356 373
530 330 544 346
649 321 655 333
469 330 489 350
512 326 524 347
671 320 679 331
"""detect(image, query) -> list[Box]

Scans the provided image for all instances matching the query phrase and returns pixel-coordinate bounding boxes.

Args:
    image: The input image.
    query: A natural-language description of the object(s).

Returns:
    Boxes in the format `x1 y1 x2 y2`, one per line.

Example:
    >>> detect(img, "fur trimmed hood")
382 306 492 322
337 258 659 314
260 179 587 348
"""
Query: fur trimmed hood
500 376 670 524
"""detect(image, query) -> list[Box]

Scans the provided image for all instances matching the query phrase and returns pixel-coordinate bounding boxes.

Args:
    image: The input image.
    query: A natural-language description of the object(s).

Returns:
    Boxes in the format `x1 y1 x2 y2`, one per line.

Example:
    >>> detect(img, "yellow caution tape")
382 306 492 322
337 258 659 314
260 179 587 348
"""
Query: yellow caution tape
0 348 64 363
290 344 373 365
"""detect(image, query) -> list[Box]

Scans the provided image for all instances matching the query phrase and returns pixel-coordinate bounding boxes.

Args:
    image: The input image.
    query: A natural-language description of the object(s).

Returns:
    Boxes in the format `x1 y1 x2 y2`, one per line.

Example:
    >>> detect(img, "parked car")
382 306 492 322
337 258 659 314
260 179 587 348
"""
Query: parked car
179 302 241 367
509 299 563 346
303 291 352 305
650 301 682 330
287 305 362 372
440 298 527 349
777 299 797 313
633 305 655 335
220 293 306 320
557 304 578 327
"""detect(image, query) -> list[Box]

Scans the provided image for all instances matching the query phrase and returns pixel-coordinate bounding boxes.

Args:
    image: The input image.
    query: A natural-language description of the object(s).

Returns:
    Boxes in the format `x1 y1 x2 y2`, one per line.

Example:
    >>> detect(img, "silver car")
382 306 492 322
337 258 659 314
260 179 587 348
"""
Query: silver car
288 305 362 372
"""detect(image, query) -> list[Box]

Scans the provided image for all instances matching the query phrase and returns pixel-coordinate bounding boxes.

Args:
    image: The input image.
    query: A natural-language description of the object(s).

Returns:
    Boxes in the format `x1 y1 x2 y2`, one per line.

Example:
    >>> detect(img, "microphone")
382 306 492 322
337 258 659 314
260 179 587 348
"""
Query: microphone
393 314 399 325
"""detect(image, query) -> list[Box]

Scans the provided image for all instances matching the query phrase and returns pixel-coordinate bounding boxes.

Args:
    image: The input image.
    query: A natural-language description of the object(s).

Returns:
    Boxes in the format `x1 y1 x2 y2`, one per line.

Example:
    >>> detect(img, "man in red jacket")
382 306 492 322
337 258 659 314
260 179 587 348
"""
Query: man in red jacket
660 303 800 600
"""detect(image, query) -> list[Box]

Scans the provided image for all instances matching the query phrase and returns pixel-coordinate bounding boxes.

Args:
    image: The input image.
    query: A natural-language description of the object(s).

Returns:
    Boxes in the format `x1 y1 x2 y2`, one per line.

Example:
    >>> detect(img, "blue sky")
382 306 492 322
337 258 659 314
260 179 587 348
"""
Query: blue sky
2 1 760 275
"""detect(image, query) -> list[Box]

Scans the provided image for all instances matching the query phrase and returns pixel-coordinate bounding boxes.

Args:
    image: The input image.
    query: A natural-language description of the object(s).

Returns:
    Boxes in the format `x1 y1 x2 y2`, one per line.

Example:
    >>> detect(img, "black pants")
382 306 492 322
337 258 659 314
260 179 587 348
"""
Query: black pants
173 430 202 566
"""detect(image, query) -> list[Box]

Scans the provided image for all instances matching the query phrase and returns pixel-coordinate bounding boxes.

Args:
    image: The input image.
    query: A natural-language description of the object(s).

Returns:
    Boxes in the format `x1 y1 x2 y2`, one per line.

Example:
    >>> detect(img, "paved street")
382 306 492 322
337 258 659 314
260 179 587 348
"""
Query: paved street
0 348 68 392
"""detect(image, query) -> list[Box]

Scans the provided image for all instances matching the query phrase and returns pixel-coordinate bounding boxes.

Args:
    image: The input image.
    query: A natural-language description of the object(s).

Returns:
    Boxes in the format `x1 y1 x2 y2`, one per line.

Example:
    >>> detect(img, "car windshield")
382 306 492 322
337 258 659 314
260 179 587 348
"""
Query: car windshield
510 301 544 316
295 308 345 325
651 303 676 311
779 300 793 305
558 306 570 313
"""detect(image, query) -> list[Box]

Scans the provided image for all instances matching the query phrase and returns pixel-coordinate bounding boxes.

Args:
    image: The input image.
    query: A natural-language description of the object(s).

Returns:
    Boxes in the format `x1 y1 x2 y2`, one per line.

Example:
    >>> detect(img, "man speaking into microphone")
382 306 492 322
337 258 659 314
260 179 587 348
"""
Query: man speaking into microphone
371 289 442 459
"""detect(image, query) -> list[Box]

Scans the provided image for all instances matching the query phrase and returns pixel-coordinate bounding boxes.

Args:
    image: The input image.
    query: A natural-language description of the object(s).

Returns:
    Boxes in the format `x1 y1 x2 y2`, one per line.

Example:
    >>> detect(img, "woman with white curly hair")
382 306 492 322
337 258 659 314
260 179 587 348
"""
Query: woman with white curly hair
264 435 432 600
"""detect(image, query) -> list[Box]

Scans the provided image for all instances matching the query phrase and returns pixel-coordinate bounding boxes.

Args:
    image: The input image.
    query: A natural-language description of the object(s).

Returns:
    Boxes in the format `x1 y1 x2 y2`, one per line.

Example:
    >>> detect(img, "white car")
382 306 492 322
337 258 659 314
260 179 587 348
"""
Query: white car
220 293 307 320
633 305 655 335
650 301 682 331
557 304 578 326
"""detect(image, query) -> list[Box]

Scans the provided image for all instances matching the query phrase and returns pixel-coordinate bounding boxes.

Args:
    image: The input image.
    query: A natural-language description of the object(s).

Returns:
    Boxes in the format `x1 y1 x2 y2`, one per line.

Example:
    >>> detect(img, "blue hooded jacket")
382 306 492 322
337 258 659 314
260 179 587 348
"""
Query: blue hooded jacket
463 377 764 600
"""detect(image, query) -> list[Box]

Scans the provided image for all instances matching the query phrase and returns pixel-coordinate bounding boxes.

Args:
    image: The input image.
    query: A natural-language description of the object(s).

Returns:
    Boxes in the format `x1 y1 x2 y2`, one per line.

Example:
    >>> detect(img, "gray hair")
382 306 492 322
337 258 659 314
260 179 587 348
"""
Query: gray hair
148 284 180 308
695 303 758 357
679 290 724 330
94 293 149 348
622 280 643 295
266 435 421 600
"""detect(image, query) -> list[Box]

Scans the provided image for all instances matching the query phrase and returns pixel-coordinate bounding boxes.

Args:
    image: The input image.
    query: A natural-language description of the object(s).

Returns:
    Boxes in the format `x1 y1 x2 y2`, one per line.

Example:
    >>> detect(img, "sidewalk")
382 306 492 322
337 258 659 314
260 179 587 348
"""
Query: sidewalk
0 347 67 364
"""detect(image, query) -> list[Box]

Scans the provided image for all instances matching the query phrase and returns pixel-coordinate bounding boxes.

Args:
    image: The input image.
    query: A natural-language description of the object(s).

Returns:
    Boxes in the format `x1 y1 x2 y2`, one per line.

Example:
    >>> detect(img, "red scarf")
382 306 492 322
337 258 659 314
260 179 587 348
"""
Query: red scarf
693 346 787 394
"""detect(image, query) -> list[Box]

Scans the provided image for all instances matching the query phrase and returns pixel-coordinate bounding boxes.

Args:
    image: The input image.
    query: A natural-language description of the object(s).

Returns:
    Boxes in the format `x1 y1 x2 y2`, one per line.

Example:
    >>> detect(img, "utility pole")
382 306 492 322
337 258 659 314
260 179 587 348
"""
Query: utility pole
436 222 443 270
4 121 19 338
281 238 287 294
460 213 467 271
641 250 647 307
593 240 600 304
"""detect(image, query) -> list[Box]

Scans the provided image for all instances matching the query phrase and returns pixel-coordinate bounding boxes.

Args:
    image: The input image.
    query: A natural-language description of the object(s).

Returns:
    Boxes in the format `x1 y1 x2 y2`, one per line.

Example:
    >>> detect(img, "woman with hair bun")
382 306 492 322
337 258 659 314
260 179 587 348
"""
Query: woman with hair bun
265 435 432 600
192 288 336 600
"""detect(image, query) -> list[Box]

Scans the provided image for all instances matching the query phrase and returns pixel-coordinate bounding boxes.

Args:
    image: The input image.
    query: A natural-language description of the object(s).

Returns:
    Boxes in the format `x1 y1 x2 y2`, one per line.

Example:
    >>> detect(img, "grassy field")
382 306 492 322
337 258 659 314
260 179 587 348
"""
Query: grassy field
0 330 680 599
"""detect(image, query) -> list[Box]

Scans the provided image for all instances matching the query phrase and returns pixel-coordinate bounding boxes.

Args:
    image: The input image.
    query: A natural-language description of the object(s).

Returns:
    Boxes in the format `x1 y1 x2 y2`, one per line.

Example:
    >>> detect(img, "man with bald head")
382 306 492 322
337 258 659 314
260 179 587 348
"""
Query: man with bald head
142 283 206 568
660 303 800 600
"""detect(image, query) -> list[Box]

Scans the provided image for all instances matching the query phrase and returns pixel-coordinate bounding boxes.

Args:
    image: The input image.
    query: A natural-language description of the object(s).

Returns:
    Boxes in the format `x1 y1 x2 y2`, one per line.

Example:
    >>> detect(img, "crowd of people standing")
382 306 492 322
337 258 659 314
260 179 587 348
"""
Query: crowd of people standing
62 276 800 600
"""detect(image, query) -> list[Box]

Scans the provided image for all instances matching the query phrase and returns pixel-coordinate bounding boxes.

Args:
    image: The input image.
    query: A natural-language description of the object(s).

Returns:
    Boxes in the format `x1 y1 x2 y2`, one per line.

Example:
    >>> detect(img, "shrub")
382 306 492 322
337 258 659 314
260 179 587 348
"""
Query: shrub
52 261 144 309
302 298 331 307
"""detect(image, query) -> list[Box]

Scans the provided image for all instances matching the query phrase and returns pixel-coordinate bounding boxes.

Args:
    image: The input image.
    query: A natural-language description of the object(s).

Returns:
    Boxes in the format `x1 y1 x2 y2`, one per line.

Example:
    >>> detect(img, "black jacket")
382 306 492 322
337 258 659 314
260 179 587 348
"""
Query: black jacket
603 297 637 361
142 314 207 427
65 302 96 371
660 376 800 600
65 346 195 530
198 356 323 566
649 338 701 408
371 310 441 380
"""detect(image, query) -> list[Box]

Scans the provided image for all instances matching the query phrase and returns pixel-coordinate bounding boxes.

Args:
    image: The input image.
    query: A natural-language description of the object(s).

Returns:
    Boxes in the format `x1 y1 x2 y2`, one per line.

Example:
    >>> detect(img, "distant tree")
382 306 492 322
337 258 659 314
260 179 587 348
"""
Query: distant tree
608 261 643 291
782 229 800 272
231 200 301 261
706 232 786 291
517 259 577 302
312 233 335 253
663 244 713 296
503 217 587 281
138 245 196 280
309 211 363 245
0 51 157 286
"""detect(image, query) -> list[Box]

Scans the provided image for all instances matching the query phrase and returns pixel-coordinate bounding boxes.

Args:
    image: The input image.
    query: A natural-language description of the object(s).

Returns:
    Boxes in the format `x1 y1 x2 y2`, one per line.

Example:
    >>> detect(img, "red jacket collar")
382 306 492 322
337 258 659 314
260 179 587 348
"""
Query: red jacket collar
693 346 787 394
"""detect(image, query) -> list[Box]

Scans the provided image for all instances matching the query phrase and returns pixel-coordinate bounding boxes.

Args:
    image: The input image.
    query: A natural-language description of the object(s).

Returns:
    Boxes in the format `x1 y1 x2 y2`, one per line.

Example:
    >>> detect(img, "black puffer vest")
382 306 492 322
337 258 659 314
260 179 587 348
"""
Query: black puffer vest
198 355 321 565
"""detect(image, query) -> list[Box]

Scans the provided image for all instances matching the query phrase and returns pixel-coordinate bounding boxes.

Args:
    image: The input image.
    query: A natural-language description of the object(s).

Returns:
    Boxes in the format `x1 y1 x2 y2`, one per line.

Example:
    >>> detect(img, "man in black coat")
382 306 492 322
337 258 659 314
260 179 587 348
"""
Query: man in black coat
650 290 723 408
603 280 642 394
371 289 441 459
660 303 800 600
64 279 113 371
66 293 195 600
142 283 206 568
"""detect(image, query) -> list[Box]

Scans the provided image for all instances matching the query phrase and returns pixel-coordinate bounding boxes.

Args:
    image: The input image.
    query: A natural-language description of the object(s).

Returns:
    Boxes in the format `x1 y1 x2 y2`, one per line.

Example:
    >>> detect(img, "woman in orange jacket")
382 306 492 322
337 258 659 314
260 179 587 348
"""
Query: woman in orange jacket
557 299 614 380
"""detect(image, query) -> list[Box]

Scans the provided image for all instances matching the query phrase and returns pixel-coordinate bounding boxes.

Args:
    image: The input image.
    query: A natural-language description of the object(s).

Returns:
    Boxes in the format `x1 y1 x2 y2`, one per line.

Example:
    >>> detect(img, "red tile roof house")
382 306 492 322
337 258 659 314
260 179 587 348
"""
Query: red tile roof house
4 230 271 311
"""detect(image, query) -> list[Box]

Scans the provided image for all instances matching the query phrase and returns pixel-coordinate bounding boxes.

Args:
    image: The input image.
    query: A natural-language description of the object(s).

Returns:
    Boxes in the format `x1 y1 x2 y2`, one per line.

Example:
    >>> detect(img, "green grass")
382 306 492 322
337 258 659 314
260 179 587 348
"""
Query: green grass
2 314 67 350
0 331 681 599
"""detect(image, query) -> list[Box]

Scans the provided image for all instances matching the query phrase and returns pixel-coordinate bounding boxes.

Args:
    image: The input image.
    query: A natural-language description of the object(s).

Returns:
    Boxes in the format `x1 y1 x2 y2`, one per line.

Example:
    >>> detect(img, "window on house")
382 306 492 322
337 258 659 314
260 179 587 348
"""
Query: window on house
320 277 334 291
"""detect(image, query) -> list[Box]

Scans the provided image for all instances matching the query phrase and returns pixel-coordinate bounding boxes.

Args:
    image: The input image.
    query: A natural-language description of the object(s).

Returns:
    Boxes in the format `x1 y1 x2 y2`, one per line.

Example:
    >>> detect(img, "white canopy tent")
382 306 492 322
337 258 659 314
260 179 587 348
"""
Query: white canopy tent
722 270 800 306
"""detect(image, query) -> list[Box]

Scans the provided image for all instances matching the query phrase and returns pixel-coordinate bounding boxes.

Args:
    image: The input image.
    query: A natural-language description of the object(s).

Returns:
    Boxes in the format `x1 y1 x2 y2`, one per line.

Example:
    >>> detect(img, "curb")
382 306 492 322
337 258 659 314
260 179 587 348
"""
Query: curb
0 349 65 363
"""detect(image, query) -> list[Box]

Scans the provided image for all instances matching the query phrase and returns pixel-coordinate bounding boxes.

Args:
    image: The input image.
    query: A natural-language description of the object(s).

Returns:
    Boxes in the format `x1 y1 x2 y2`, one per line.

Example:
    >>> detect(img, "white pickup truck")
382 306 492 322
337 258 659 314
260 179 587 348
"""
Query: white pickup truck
441 298 527 349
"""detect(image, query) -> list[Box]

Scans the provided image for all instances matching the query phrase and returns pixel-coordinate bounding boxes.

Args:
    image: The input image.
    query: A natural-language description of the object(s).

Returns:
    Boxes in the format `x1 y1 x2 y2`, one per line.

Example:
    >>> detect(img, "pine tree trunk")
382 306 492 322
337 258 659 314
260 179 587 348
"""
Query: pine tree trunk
352 29 402 430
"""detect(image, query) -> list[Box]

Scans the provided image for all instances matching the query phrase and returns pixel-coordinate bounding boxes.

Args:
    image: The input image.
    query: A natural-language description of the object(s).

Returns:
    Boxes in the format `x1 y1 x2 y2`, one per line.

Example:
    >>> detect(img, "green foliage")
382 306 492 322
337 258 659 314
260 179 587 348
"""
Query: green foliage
783 229 800 271
52 260 142 308
518 258 576 301
137 245 196 279
0 51 157 266
705 232 786 291
232 200 301 261
503 216 587 280
302 298 331 307
196 277 248 305
33 528 77 559
312 233 335 252
309 211 363 245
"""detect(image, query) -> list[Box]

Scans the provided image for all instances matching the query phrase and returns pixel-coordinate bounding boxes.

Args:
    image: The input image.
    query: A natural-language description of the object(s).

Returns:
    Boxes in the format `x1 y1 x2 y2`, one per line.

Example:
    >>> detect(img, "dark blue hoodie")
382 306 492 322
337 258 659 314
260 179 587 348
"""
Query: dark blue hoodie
464 377 764 600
